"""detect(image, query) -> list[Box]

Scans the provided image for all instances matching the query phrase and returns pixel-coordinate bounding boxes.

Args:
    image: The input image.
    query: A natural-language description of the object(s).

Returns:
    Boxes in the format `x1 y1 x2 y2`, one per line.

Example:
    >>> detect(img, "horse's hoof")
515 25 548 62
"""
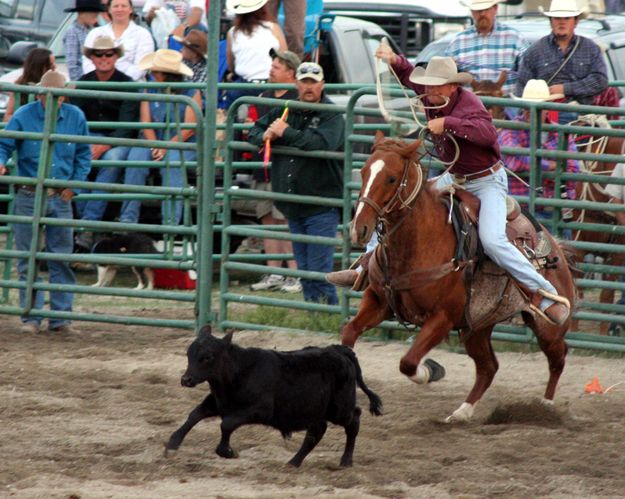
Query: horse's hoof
445 402 474 423
424 359 446 383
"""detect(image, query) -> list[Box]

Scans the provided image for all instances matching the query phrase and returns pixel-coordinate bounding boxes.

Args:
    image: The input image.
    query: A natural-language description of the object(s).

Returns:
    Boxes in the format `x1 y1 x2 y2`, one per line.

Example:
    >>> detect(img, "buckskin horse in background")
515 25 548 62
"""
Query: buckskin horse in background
570 115 625 334
342 132 576 422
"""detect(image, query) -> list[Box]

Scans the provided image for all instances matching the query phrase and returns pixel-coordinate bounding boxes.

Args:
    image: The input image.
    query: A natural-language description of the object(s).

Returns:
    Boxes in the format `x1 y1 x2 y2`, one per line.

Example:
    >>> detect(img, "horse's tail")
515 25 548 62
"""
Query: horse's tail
337 346 383 416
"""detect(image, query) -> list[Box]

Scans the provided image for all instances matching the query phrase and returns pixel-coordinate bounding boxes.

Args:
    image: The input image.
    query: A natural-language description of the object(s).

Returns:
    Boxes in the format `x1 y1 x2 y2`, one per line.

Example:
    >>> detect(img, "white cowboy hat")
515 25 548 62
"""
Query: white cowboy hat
226 0 269 14
461 0 500 10
409 56 473 86
539 0 587 18
511 79 565 101
138 49 193 77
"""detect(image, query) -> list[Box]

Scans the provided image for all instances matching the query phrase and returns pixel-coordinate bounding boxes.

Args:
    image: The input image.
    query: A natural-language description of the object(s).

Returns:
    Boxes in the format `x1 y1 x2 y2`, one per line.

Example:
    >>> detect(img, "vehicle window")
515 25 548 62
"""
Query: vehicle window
0 0 14 18
607 46 625 82
42 0 74 27
48 13 76 57
15 0 35 20
343 30 372 84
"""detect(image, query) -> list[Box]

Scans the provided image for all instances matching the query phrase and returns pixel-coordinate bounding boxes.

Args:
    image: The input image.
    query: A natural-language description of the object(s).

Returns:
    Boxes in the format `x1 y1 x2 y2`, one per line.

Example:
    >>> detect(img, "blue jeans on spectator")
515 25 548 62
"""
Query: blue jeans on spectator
119 146 196 225
288 208 339 305
14 190 74 329
77 146 131 222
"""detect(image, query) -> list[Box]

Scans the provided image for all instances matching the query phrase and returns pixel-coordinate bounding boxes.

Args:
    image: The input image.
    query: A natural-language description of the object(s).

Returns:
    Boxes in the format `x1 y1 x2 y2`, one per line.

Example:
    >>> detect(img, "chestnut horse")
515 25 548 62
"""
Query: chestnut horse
342 132 576 422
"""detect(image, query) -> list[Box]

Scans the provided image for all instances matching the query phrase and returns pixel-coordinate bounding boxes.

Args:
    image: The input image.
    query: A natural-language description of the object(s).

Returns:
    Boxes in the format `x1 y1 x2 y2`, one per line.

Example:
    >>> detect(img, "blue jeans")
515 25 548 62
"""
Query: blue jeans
437 169 557 296
79 146 131 222
14 190 74 328
288 208 339 305
119 146 196 225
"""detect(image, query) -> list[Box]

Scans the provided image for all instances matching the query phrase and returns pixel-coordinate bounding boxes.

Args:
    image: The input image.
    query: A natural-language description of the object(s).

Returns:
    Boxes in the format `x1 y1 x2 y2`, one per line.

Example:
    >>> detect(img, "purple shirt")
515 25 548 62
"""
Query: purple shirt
392 55 501 176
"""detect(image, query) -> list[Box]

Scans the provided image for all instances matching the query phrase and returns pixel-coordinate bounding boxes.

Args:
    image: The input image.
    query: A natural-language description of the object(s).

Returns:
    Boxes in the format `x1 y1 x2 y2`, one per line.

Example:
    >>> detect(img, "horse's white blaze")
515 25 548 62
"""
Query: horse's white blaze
351 159 385 241
445 402 475 423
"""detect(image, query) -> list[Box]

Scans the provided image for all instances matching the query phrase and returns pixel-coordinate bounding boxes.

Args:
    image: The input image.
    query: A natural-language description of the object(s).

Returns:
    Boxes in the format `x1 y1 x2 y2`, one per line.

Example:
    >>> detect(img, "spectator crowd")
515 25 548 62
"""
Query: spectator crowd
0 0 623 330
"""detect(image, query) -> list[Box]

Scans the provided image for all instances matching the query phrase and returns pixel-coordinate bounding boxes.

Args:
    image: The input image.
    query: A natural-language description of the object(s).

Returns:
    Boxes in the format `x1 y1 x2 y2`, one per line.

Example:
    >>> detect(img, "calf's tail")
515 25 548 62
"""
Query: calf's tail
338 346 383 416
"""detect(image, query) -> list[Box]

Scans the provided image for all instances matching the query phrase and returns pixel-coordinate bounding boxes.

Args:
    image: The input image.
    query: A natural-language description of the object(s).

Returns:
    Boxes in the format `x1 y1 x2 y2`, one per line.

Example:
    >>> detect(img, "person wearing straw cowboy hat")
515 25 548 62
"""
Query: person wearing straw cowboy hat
516 0 608 124
72 36 140 250
327 52 572 326
501 79 580 216
445 0 529 96
63 0 108 81
117 49 201 227
0 70 91 334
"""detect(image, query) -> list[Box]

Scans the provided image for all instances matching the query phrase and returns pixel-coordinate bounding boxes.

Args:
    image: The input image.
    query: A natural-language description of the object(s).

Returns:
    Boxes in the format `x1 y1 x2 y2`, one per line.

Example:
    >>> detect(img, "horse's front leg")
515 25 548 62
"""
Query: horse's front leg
445 325 498 423
341 288 392 347
399 310 453 383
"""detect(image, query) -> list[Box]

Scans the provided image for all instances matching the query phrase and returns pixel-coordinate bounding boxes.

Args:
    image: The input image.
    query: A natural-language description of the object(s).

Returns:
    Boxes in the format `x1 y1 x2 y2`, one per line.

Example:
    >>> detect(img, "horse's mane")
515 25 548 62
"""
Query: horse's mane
371 137 419 160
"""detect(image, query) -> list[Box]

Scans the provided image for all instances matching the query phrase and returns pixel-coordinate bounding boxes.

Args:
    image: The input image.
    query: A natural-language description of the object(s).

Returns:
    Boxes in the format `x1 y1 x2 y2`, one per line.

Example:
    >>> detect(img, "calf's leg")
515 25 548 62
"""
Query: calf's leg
339 406 361 467
288 422 328 468
165 394 218 454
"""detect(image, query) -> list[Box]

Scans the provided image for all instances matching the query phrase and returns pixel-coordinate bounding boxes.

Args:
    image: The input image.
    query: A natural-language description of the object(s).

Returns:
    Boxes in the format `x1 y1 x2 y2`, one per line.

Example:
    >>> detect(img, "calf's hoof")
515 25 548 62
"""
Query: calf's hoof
339 456 353 468
216 445 238 459
287 458 303 468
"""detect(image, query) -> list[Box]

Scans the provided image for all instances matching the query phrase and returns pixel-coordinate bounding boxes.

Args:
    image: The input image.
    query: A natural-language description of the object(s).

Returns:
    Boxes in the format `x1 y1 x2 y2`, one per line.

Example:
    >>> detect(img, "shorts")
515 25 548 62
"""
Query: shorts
253 181 286 220
604 163 625 201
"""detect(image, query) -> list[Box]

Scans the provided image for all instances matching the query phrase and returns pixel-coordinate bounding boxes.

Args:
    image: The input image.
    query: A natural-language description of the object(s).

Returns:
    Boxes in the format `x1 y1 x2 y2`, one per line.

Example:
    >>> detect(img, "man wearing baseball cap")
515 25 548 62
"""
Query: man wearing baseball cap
445 0 528 96
516 0 608 123
248 62 345 305
247 48 301 293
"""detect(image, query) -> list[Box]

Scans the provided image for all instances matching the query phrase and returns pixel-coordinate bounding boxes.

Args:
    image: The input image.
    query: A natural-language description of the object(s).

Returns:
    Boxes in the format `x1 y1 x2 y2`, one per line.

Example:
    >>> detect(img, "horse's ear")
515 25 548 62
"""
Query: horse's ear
405 139 422 157
496 70 508 88
470 76 478 90
374 130 385 145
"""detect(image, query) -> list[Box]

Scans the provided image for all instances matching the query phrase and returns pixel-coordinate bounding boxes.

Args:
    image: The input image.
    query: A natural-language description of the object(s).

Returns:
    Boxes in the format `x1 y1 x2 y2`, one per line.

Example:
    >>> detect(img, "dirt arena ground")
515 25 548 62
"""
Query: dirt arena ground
2 317 625 498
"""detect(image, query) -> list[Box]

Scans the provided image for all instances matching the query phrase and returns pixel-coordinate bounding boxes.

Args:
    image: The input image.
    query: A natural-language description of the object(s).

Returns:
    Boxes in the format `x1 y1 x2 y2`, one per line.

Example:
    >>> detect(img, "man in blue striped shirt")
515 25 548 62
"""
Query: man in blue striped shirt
516 0 608 122
444 0 529 96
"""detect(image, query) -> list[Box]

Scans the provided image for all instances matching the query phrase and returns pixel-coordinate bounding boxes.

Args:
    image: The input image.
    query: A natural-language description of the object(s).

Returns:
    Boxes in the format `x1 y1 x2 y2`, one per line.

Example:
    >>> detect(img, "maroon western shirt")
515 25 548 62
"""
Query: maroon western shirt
392 55 501 176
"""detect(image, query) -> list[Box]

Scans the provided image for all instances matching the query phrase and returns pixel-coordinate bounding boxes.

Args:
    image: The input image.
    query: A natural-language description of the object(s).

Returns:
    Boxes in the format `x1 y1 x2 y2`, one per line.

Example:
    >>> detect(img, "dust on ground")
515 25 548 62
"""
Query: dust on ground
2 317 625 498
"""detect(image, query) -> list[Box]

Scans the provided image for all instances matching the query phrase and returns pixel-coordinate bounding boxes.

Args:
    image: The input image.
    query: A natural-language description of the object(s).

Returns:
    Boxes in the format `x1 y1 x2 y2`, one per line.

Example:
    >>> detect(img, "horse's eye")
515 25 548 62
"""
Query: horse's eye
387 176 397 184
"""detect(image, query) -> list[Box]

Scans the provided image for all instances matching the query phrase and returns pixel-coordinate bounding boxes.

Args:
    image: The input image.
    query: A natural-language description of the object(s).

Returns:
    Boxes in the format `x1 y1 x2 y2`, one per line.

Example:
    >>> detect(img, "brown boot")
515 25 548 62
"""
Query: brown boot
326 269 359 288
543 302 570 326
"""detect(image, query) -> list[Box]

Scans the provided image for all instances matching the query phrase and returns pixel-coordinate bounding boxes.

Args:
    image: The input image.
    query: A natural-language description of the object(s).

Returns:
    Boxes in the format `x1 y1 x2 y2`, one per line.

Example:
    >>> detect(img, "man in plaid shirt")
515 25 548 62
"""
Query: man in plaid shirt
516 0 608 123
444 0 528 96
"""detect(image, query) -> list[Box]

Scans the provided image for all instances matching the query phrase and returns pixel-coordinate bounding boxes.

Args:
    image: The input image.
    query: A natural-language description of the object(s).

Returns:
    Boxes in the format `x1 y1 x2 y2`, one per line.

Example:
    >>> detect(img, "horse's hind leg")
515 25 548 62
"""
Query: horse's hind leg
524 312 568 401
341 289 391 347
446 325 497 423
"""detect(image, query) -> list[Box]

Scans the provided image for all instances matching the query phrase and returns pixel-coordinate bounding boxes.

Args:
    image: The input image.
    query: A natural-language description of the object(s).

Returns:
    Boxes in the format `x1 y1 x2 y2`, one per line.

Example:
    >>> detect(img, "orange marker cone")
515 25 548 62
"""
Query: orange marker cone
584 376 604 394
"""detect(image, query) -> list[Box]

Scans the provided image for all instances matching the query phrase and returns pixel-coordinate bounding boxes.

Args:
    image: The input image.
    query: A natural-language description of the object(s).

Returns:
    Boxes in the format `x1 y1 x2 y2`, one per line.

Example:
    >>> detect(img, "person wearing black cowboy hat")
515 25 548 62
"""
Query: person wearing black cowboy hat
63 0 108 81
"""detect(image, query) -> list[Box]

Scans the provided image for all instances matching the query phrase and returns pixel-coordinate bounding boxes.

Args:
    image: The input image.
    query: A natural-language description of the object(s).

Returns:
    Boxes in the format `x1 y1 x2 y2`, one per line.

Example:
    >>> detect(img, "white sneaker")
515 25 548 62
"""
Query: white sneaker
280 277 302 293
250 274 285 291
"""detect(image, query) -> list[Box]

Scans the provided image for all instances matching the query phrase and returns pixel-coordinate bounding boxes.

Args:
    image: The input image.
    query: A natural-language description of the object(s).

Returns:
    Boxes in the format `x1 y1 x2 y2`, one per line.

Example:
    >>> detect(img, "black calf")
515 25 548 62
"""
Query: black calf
166 326 382 467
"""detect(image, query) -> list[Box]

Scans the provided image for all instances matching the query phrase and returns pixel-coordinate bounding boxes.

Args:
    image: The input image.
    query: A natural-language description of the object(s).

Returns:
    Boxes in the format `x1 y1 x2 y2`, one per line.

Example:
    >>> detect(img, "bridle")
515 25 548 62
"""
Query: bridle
358 156 424 221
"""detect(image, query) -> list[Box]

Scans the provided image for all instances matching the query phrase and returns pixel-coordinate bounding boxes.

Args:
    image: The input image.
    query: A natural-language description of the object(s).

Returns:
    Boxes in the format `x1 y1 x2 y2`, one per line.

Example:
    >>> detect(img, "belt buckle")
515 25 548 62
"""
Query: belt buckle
453 175 466 185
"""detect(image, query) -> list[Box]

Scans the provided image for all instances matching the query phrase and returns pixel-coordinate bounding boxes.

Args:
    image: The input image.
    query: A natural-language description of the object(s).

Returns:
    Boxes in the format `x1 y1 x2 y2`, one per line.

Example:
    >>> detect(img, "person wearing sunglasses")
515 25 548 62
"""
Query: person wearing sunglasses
248 62 345 306
71 36 140 250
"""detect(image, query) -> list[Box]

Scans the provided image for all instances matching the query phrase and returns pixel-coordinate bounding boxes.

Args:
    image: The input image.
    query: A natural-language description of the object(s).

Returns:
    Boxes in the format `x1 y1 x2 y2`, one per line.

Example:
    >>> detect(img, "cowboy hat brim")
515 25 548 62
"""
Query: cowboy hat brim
139 53 193 77
173 35 208 59
409 66 473 86
539 5 588 18
460 0 500 10
83 46 124 57
226 0 269 14
510 92 565 101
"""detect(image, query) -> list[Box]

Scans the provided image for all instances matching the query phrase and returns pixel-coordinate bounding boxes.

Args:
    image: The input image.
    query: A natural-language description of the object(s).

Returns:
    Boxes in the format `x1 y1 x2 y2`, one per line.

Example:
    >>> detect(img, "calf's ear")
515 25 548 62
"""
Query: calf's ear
198 324 213 337
222 331 233 346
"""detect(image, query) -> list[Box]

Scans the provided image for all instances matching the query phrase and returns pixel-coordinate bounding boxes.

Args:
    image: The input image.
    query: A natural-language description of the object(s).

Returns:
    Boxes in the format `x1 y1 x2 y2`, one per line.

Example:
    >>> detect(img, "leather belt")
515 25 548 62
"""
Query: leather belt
18 185 62 196
454 161 503 184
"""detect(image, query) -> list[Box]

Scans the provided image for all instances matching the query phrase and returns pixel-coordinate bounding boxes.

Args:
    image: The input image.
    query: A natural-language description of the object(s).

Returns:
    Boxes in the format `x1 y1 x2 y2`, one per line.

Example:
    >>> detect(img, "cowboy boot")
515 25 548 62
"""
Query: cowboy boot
326 269 359 288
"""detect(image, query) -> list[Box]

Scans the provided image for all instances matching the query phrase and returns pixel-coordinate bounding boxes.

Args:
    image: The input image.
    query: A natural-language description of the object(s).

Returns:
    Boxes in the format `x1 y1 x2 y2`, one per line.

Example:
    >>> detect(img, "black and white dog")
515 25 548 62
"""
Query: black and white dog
91 233 158 290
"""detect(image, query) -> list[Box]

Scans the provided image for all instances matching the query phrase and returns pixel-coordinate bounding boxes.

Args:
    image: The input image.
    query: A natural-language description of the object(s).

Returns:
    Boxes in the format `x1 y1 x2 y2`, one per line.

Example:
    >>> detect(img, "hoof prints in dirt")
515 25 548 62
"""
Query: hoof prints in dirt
484 400 566 426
